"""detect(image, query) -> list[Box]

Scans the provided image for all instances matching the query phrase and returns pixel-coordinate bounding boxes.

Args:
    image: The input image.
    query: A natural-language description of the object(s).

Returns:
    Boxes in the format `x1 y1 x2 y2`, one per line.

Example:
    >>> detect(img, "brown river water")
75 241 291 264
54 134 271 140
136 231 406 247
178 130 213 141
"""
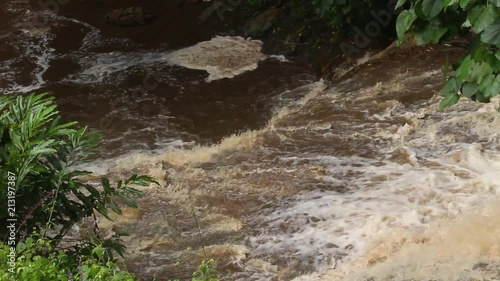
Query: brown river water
2 1 500 281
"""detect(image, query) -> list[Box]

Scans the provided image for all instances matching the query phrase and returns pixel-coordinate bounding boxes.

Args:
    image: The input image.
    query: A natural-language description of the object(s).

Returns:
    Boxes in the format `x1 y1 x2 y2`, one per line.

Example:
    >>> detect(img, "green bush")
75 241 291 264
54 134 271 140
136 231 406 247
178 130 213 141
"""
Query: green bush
0 236 135 281
0 93 159 279
192 259 218 281
395 0 499 110
0 93 157 249
1 235 219 281
308 0 394 28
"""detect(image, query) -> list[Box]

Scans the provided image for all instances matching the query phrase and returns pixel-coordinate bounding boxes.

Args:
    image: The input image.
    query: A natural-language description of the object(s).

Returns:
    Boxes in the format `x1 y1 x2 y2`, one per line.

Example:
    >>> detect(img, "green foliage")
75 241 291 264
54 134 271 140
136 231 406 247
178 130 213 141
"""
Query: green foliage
192 259 218 281
0 93 158 250
0 92 159 277
313 0 344 20
395 0 500 110
0 236 135 281
396 9 417 39
164 258 219 281
312 0 383 27
2 236 220 281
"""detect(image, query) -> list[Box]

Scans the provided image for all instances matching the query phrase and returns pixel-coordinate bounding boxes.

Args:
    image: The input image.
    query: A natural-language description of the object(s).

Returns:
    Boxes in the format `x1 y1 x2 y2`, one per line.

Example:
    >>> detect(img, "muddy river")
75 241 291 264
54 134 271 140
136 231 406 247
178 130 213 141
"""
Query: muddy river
2 1 500 280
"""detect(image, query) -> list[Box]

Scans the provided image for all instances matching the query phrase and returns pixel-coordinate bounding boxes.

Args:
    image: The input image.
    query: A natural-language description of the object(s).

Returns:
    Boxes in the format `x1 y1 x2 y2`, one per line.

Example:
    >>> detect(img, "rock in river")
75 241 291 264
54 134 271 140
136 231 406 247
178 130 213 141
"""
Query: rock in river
105 7 154 27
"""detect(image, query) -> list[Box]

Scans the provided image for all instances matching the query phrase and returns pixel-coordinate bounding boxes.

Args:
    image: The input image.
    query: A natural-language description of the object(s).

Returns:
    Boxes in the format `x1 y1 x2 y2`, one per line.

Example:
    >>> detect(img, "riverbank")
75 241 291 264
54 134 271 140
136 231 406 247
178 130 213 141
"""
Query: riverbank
229 0 468 81
231 0 397 77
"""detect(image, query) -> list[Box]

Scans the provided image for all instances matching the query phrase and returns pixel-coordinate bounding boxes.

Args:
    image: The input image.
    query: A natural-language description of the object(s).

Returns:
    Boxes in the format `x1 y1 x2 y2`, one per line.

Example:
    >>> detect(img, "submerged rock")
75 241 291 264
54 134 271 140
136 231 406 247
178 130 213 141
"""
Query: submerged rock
105 7 154 27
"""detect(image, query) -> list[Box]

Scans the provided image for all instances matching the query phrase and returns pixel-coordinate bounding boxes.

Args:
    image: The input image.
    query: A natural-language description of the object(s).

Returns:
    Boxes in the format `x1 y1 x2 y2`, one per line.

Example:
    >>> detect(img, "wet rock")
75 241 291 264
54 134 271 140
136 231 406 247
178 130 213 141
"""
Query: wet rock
324 243 339 248
472 262 488 270
246 258 278 273
344 244 354 250
197 244 250 264
105 7 154 27
243 8 282 37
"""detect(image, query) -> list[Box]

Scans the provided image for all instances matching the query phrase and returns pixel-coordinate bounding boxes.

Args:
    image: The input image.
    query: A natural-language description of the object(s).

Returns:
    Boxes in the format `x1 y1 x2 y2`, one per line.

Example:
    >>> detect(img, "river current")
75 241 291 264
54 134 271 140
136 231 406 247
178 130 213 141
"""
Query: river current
2 1 500 281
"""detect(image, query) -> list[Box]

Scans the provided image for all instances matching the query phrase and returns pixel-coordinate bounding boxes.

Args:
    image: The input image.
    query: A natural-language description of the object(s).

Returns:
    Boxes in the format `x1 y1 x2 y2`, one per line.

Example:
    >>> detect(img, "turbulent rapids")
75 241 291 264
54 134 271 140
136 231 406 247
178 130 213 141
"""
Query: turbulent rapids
84 46 500 280
2 2 500 281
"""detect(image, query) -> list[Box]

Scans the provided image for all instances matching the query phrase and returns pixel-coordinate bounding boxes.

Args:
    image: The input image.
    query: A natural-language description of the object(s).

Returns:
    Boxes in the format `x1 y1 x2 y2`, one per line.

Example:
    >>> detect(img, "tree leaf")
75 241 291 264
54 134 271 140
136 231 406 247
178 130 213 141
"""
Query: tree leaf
440 76 460 96
122 186 144 196
482 48 500 69
456 55 473 83
422 0 444 19
439 93 460 111
417 24 448 43
318 0 334 17
396 9 417 39
461 82 479 97
117 193 138 209
460 0 471 8
16 241 27 252
478 74 500 98
444 0 459 8
84 185 101 199
395 0 408 10
101 178 112 194
490 0 500 8
468 61 494 83
92 246 104 260
481 20 500 46
413 1 427 19
462 19 472 28
74 191 93 207
474 91 491 102
96 205 113 221
468 5 496 33
108 199 122 215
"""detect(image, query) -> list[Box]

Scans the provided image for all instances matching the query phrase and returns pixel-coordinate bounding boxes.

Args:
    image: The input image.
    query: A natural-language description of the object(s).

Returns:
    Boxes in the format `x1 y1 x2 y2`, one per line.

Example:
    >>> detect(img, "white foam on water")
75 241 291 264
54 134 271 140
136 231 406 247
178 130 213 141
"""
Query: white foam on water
1 9 106 93
1 26 53 94
42 26 499 280
69 36 265 84
167 36 264 82
70 51 166 83
268 55 289 62
252 144 500 274
78 81 327 181
245 78 500 280
292 199 500 281
80 66 499 281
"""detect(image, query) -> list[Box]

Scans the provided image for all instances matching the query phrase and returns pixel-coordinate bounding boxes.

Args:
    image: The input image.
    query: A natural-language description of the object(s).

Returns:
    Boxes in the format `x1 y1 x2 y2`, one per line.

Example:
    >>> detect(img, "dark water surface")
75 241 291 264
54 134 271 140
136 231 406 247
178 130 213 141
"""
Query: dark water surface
1 0 317 158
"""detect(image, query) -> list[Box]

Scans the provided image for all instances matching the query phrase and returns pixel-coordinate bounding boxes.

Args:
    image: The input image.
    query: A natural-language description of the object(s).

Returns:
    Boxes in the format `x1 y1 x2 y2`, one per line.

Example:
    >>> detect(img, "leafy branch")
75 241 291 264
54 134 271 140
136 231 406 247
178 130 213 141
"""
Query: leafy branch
396 0 499 110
